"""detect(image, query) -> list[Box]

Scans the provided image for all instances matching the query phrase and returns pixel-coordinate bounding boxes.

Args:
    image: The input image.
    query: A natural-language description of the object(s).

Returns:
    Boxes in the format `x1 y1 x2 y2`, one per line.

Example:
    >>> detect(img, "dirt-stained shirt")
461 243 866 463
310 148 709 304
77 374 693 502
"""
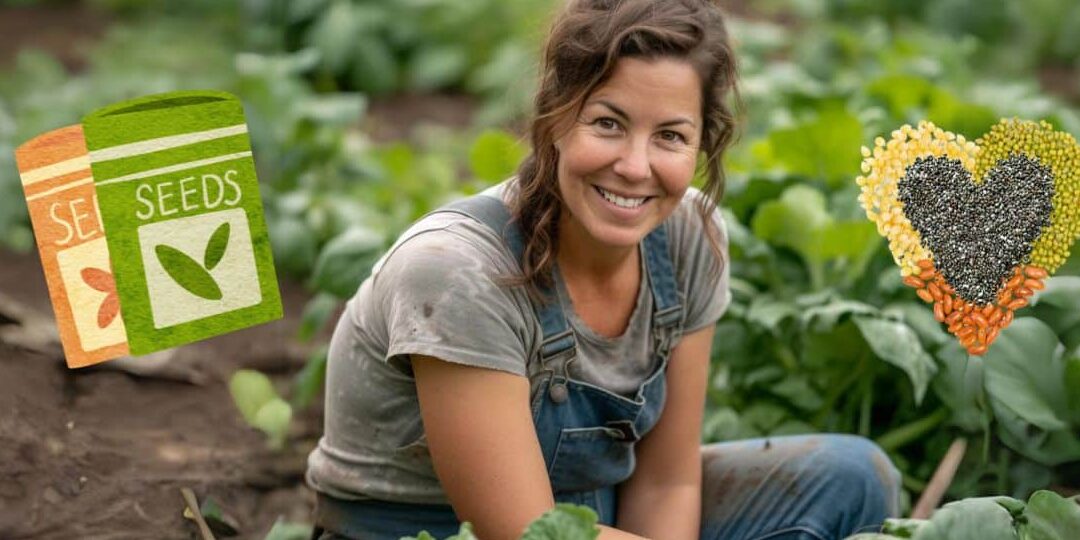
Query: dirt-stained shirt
305 179 731 504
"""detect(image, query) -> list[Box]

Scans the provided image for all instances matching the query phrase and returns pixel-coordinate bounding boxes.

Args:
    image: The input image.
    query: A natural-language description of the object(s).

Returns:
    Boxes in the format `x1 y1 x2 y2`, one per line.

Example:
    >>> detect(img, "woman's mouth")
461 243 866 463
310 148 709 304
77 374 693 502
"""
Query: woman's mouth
593 185 651 209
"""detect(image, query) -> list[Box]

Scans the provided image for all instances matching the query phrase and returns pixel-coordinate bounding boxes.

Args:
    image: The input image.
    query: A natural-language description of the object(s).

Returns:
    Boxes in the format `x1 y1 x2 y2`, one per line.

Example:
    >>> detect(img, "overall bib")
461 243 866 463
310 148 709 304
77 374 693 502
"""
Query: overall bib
313 191 680 538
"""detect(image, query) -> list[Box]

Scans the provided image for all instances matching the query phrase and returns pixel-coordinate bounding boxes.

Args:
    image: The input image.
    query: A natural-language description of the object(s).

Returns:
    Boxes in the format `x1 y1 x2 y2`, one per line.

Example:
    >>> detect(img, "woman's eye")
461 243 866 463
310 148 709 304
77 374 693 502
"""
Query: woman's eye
660 130 686 144
594 117 619 131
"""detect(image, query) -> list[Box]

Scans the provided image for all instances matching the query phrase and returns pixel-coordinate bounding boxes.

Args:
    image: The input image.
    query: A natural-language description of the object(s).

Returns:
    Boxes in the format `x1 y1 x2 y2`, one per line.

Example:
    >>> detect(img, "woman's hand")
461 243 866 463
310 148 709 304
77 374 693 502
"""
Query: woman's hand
412 354 652 540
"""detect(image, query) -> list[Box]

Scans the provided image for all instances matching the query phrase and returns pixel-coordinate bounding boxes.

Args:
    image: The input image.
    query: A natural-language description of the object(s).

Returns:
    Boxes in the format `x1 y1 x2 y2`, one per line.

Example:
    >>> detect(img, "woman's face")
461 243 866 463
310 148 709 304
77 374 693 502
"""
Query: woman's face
555 56 703 250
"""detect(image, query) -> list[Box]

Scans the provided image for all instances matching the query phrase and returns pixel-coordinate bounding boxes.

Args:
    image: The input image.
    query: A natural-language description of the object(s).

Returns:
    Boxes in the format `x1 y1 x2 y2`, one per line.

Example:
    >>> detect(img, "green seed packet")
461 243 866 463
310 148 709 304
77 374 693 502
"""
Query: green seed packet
82 90 282 356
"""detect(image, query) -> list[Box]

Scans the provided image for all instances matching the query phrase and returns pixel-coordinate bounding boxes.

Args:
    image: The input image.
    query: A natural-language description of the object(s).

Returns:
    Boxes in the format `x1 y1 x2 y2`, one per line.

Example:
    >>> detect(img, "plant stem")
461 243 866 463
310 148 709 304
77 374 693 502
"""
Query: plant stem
876 408 949 452
859 371 873 437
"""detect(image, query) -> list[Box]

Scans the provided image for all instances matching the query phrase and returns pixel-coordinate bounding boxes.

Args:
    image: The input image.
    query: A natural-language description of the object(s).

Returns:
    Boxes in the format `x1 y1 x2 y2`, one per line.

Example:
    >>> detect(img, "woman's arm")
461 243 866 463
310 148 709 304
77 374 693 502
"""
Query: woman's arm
614 324 715 539
412 354 651 540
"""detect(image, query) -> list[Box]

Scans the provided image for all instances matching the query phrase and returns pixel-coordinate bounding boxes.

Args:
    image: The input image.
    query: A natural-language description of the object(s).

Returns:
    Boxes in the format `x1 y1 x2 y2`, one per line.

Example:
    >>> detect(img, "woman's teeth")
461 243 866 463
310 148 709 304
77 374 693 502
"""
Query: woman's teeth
595 186 648 209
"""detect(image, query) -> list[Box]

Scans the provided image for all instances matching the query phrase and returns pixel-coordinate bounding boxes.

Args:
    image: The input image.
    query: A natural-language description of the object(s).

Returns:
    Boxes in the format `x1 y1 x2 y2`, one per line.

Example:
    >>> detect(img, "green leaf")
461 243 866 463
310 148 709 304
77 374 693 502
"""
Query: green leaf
1020 490 1080 540
882 517 927 537
297 292 340 342
875 408 948 452
751 184 830 257
469 129 526 183
399 531 438 540
911 497 1021 540
520 503 600 540
883 302 950 351
253 397 293 449
350 36 398 95
867 74 934 116
801 299 878 332
769 375 824 411
230 371 280 425
1030 277 1080 350
199 496 239 537
926 88 998 141
983 318 1069 431
292 345 328 410
931 341 990 432
229 369 280 425
765 104 863 187
444 522 480 540
407 45 469 91
741 402 790 432
203 222 230 271
992 398 1080 466
298 93 367 126
746 296 800 334
400 522 478 540
155 244 222 300
1066 355 1080 422
853 315 937 405
269 217 318 277
310 226 385 298
307 0 360 73
263 517 312 540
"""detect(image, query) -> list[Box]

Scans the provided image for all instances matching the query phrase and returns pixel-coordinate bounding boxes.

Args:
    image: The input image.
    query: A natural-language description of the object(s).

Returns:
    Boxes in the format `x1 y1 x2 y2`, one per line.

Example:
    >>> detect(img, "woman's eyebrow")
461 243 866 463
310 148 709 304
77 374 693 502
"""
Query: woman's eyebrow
593 99 697 128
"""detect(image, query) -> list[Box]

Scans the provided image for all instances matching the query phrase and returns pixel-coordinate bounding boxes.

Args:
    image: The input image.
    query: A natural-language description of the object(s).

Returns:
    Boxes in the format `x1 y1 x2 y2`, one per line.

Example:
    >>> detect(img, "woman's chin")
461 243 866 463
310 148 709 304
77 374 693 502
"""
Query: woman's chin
583 223 648 250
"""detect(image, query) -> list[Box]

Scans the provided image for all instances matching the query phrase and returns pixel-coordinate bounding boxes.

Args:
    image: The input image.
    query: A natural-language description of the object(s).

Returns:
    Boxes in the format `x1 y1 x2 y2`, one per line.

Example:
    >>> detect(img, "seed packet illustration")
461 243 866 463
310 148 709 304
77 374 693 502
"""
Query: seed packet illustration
82 90 282 356
856 119 1080 356
15 125 130 368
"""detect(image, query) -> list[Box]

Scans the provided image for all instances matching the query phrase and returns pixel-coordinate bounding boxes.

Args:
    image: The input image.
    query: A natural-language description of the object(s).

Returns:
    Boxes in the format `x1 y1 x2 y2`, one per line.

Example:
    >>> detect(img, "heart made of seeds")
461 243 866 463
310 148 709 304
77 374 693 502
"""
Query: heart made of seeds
898 153 1053 306
856 119 1080 356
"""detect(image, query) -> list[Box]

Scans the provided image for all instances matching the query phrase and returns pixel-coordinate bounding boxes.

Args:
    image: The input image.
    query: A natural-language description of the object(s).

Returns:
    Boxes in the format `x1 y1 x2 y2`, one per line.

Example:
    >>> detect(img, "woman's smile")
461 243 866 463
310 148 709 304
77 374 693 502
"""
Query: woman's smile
592 184 653 217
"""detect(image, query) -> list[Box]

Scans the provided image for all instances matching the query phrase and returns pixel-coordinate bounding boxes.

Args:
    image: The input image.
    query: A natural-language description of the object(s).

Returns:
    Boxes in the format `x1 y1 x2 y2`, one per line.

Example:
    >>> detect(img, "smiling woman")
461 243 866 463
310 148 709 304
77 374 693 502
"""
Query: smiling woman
305 1 901 539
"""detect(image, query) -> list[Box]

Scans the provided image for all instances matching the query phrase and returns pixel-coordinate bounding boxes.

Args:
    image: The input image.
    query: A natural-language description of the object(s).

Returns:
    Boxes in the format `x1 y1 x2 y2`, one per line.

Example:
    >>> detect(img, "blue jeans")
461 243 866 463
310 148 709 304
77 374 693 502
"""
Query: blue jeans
313 433 901 540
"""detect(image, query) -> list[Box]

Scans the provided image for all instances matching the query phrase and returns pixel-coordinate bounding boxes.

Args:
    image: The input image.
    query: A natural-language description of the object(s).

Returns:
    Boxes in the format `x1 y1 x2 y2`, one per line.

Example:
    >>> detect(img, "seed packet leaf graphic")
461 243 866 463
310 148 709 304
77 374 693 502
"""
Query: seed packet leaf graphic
80 267 120 329
204 222 230 271
155 244 223 301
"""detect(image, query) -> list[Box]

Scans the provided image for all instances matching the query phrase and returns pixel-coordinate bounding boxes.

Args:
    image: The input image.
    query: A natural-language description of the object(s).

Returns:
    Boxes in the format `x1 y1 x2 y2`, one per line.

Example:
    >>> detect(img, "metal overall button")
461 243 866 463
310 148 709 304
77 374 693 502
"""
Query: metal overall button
549 381 569 403
547 354 576 404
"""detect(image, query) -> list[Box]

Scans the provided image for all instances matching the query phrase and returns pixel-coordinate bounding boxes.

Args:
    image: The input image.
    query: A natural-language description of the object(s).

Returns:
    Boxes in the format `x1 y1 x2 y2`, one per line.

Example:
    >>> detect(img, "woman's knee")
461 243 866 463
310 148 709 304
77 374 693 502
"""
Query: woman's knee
812 434 902 519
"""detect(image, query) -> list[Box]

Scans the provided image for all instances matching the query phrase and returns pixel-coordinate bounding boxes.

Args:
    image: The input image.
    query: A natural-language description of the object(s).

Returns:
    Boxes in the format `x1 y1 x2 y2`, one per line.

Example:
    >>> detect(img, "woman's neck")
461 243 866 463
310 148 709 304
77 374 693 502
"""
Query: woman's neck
556 207 639 287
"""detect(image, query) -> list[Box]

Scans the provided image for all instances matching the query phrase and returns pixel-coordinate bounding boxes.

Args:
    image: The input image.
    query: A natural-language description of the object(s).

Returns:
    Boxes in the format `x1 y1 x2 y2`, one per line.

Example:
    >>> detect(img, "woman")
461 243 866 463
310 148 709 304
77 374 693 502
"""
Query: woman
306 1 902 539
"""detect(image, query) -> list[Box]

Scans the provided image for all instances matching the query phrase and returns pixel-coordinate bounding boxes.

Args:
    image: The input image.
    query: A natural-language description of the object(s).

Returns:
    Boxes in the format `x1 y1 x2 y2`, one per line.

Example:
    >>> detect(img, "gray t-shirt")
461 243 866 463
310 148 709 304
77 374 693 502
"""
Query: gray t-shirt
305 180 732 504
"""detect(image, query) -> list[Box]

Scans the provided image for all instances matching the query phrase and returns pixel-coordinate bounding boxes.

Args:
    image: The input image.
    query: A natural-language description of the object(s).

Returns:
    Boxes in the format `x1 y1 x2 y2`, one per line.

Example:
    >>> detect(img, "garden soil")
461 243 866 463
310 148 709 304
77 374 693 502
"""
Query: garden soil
0 246 333 540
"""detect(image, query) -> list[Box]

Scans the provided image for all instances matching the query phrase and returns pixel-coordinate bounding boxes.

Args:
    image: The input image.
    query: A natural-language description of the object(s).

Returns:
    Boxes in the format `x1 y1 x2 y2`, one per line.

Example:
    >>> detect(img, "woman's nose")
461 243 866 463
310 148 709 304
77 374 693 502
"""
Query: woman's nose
612 137 652 182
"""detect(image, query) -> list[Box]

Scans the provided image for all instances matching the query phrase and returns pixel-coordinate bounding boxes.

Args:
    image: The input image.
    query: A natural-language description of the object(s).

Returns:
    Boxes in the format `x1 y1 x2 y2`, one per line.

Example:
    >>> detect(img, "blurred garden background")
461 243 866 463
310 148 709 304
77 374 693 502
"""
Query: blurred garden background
1 0 1080 538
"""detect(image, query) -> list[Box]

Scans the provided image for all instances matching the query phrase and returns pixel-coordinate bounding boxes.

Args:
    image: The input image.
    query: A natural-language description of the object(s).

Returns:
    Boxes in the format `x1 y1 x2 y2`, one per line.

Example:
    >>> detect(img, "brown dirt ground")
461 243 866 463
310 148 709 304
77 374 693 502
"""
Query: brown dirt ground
0 245 337 540
0 4 111 72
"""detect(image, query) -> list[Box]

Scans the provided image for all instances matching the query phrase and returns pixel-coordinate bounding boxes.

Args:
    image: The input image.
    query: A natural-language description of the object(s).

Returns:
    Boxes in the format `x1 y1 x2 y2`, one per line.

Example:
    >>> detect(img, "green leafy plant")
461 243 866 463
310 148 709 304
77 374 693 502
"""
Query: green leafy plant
229 369 293 449
399 504 600 540
845 489 1080 540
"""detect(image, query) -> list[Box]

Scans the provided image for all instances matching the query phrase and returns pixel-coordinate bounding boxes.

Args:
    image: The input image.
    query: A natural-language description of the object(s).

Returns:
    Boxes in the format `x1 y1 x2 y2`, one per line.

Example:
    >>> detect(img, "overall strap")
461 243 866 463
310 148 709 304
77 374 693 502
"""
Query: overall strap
641 223 683 331
437 194 575 362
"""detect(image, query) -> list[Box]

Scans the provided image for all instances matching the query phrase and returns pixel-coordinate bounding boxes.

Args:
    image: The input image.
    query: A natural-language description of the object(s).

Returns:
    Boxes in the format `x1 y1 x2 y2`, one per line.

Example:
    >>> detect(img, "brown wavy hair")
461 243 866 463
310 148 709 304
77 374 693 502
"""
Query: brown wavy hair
505 0 741 303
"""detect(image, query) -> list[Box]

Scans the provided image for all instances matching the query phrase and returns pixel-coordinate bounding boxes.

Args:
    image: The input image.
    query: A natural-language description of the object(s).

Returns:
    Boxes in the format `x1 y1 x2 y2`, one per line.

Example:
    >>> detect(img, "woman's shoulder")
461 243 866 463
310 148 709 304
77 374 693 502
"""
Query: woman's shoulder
372 192 520 285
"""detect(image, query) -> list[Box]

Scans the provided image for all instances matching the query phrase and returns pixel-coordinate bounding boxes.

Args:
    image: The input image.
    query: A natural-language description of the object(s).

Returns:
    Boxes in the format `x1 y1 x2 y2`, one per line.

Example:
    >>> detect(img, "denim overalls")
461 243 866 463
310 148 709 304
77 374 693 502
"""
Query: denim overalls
313 191 681 539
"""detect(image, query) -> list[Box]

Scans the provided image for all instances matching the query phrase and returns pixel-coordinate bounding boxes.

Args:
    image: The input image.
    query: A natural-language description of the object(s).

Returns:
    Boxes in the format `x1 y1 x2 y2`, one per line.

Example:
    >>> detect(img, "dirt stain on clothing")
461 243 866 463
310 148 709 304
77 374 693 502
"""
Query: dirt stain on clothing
700 436 823 523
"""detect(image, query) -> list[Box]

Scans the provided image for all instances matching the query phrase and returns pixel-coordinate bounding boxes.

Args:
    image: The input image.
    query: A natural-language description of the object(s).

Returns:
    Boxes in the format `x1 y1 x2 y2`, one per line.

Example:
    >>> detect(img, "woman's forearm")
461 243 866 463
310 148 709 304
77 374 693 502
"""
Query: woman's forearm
615 484 701 540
